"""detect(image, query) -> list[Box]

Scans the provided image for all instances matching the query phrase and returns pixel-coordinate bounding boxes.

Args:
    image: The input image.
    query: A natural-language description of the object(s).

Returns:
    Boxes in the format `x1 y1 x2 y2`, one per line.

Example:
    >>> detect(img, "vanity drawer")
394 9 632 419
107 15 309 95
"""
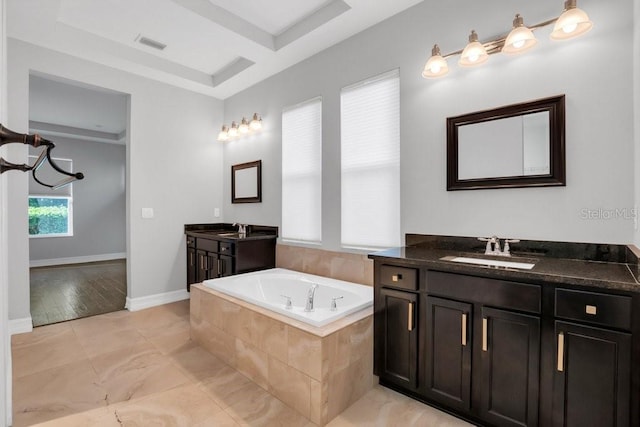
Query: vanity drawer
197 238 219 253
555 289 632 330
380 265 419 291
219 241 234 255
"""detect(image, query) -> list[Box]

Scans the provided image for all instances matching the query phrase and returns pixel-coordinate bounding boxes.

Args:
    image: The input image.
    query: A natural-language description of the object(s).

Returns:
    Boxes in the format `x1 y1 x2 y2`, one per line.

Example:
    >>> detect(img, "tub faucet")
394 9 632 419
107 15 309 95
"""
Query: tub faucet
305 283 319 312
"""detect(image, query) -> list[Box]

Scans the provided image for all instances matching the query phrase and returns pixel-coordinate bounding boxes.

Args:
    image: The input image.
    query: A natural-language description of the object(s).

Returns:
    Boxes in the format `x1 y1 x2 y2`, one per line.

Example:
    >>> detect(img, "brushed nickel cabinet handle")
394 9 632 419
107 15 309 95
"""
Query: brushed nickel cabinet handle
217 259 222 276
461 313 467 346
585 305 597 315
407 302 414 331
199 255 204 270
557 332 565 372
190 253 194 266
482 318 488 352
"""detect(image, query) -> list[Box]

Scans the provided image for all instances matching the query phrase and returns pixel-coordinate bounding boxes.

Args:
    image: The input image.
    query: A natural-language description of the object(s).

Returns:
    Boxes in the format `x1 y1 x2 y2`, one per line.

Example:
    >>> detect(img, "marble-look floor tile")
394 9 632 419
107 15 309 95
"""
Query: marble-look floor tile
69 309 133 340
11 321 72 348
112 383 231 426
326 385 473 427
168 342 229 382
149 329 192 354
22 406 122 427
90 342 190 404
224 383 310 427
76 327 147 358
198 366 255 409
12 326 87 378
12 359 108 427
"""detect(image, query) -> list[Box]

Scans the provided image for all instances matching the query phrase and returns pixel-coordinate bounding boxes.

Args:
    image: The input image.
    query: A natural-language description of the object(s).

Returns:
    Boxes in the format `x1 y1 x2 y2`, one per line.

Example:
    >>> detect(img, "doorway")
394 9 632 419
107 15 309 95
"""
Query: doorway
28 73 129 327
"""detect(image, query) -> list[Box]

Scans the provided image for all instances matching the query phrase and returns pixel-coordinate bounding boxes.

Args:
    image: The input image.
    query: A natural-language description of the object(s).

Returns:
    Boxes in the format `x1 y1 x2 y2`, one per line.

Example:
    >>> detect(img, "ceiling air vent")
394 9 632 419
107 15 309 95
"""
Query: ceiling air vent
135 35 167 51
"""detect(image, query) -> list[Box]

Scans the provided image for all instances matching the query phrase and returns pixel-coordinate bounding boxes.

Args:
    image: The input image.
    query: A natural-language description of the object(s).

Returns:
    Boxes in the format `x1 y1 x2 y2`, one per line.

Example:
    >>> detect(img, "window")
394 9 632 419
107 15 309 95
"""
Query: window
282 97 322 243
28 155 74 237
28 196 73 237
341 69 400 249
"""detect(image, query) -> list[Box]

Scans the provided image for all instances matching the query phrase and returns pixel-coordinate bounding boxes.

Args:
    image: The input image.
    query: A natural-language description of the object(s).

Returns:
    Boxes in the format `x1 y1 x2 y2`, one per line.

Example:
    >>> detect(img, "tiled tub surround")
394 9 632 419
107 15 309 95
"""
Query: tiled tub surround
276 244 374 286
190 283 374 426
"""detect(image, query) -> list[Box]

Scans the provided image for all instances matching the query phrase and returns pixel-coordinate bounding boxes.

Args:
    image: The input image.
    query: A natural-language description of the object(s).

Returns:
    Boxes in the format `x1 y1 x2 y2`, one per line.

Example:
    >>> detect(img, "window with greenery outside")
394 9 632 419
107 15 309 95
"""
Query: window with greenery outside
29 197 71 236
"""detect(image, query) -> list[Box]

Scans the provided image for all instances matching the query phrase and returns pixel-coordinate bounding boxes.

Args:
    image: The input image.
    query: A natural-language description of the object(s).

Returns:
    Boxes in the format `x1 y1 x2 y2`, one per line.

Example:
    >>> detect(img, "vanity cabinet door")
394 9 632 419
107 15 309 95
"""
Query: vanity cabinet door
218 255 234 278
425 296 472 411
187 247 197 289
378 288 419 391
552 321 631 427
479 307 540 427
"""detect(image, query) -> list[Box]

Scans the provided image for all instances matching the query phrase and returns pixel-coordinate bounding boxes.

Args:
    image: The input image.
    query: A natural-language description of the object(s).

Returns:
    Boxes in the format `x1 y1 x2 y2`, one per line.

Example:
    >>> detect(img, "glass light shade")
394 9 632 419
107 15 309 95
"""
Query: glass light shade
459 30 489 67
239 117 249 134
228 121 239 138
551 1 593 40
422 44 449 78
217 125 229 141
249 113 262 130
502 14 537 54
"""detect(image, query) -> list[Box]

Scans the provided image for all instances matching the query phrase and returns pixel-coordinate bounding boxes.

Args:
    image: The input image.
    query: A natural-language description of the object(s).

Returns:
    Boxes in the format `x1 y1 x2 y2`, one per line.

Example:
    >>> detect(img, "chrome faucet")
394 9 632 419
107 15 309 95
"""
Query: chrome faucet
478 236 520 257
232 223 248 237
304 283 319 312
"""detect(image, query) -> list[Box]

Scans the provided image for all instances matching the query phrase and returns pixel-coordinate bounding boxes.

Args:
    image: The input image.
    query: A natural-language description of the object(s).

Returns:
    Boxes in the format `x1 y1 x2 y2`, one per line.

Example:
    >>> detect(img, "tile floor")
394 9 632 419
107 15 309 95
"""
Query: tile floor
12 300 472 426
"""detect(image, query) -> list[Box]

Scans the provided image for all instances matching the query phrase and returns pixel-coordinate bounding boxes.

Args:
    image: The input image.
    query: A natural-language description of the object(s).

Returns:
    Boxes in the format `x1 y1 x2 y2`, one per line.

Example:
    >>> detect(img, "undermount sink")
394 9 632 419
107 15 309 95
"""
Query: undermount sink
440 255 536 270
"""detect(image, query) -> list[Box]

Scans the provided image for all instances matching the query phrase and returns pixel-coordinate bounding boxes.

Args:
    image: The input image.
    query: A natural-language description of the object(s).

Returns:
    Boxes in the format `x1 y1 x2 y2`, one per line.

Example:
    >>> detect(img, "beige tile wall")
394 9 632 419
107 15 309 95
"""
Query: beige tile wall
276 244 374 286
190 285 374 426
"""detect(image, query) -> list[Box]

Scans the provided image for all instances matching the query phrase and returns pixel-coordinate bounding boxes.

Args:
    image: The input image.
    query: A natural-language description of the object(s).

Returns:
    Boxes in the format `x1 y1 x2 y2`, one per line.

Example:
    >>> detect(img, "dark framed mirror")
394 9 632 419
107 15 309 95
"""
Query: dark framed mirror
447 95 565 191
232 160 262 203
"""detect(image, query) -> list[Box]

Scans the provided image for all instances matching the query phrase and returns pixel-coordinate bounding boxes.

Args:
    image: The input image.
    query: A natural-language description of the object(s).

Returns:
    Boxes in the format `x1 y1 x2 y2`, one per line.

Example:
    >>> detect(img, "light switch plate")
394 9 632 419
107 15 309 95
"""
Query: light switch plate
141 208 154 219
214 208 220 218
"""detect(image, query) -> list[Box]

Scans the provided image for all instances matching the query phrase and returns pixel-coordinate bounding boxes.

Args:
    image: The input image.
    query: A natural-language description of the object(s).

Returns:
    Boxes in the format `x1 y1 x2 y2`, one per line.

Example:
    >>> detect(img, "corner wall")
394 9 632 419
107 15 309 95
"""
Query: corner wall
635 0 640 246
223 0 635 250
7 39 225 320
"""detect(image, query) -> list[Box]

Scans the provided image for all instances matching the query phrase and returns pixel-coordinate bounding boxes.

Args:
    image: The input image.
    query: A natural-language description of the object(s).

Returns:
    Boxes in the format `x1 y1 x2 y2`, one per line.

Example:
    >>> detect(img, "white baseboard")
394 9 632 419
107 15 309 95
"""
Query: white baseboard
125 289 190 312
30 252 126 268
9 317 33 335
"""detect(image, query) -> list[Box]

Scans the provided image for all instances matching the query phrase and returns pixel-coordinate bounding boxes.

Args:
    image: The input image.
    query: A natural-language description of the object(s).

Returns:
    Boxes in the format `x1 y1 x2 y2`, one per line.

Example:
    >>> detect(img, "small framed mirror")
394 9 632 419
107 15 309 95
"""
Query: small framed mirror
447 95 565 191
232 160 262 203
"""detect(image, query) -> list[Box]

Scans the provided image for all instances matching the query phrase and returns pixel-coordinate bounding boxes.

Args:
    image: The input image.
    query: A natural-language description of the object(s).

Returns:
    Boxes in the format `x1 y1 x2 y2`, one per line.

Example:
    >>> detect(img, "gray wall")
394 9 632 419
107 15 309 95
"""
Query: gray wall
28 137 126 262
223 0 636 250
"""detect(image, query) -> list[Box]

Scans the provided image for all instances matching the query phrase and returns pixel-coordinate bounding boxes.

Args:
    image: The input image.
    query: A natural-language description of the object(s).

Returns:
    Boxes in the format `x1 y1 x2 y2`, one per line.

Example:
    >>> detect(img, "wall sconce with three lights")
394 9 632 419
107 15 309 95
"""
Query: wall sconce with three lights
422 0 593 78
217 113 263 142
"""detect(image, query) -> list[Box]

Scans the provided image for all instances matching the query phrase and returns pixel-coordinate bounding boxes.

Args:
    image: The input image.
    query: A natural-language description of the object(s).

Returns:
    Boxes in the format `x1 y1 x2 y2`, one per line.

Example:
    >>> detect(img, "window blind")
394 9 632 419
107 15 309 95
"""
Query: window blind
282 97 322 243
341 70 400 249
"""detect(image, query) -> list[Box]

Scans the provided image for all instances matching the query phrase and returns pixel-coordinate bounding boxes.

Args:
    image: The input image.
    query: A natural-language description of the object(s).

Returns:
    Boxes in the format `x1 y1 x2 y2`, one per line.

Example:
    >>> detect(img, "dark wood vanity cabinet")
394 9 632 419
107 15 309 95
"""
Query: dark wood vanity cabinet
552 288 633 427
185 228 276 290
375 265 420 392
425 271 541 427
373 261 638 427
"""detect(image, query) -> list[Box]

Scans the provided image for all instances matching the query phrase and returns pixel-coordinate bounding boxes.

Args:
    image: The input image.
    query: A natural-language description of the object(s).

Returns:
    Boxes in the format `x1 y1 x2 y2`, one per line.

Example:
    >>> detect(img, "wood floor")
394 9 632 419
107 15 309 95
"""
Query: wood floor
30 260 127 327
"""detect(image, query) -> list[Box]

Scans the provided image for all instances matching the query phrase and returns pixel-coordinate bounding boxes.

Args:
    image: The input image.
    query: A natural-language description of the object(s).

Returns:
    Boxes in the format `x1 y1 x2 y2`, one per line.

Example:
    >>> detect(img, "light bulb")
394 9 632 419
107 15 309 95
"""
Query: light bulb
217 125 229 142
513 39 525 49
459 31 489 67
239 117 249 134
422 44 449 78
562 22 578 34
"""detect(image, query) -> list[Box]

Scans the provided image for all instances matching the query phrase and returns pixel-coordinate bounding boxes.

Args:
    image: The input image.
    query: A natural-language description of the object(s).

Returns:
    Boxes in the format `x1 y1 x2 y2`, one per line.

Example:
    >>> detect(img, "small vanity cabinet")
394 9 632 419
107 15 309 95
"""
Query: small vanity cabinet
375 265 420 392
371 244 640 427
185 224 277 291
552 289 632 427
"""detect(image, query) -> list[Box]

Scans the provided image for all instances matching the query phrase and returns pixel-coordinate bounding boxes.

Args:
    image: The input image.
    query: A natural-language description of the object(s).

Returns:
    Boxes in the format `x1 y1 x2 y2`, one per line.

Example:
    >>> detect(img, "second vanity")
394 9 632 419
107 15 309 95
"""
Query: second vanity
184 223 277 290
369 234 640 427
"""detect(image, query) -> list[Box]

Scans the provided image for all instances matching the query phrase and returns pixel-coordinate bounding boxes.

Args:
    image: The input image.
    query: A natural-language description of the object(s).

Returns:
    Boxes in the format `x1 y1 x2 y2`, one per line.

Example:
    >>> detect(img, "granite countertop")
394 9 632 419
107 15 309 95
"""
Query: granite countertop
185 223 278 242
368 235 640 293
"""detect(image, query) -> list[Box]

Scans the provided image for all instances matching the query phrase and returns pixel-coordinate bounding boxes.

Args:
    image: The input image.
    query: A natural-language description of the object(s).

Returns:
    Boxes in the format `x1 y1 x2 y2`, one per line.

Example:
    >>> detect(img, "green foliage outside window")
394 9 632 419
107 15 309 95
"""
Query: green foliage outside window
29 197 70 235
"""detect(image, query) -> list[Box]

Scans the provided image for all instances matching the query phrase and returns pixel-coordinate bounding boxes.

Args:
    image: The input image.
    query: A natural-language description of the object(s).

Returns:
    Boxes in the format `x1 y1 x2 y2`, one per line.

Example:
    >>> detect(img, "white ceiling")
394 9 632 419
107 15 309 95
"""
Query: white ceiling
8 0 423 99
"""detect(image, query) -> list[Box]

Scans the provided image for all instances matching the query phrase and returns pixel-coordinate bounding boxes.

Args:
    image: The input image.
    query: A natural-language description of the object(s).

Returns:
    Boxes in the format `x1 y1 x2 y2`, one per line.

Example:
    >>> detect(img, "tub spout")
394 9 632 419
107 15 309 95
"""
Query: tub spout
304 283 319 312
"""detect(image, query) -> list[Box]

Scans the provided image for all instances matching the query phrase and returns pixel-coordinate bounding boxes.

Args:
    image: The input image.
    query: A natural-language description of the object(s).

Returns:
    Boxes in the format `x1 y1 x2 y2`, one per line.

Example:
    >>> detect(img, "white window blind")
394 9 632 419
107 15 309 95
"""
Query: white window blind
341 70 400 249
282 97 322 243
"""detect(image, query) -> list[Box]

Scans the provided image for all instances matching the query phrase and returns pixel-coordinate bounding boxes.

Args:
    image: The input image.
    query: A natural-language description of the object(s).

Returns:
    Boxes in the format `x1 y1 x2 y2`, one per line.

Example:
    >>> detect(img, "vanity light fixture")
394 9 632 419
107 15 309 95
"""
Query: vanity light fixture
422 0 593 79
217 113 263 142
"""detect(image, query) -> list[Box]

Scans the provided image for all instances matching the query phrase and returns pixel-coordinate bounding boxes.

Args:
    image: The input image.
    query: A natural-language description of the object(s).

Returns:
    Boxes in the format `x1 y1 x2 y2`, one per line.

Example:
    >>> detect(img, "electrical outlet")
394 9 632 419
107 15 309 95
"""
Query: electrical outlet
214 208 220 218
141 208 154 219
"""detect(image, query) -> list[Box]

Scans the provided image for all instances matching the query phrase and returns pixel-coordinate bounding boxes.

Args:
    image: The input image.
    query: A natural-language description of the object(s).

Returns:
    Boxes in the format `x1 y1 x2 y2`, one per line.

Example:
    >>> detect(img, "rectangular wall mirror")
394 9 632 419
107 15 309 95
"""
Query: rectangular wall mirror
447 95 565 191
232 160 262 203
